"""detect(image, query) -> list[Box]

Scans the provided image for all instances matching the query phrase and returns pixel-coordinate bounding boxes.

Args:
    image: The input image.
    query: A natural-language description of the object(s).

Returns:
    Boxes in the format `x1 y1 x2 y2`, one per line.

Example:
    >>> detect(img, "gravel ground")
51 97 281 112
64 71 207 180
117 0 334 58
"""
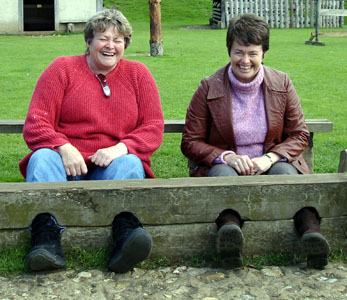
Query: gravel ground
0 262 346 300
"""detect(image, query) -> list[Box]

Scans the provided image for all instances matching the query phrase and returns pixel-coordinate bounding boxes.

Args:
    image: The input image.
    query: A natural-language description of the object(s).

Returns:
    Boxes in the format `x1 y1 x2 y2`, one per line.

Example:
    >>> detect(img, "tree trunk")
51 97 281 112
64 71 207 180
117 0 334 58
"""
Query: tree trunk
149 0 163 56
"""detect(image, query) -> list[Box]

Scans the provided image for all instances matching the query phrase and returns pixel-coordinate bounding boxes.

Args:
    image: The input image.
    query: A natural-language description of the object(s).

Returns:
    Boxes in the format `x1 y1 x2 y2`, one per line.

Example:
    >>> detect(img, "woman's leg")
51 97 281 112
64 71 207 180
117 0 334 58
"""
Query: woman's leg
26 212 66 271
293 207 330 269
215 209 244 268
108 212 152 273
88 154 145 180
208 164 239 177
26 149 67 182
266 162 299 175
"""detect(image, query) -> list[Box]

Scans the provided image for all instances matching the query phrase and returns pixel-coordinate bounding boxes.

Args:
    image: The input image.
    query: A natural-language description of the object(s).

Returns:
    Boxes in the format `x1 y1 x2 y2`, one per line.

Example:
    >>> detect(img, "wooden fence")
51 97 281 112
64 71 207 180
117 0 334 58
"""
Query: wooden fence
211 0 346 28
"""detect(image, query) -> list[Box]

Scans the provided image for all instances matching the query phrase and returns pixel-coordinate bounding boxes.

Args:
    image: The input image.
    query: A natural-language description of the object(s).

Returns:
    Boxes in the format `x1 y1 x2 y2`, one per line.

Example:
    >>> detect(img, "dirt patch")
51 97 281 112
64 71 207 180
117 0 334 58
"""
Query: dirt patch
180 25 213 30
320 31 347 37
124 53 150 57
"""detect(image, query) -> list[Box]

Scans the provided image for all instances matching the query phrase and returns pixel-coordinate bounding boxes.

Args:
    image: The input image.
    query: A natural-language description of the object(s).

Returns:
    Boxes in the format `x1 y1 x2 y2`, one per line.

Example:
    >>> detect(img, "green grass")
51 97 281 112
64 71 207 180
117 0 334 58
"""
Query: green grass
1 243 346 276
0 243 31 276
0 0 346 182
66 247 108 270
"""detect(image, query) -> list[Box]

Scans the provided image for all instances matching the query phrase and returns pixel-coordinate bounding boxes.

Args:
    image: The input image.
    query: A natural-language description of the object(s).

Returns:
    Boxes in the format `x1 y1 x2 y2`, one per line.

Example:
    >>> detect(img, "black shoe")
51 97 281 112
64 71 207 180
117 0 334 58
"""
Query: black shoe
217 224 244 269
302 232 330 269
26 213 66 271
108 212 152 273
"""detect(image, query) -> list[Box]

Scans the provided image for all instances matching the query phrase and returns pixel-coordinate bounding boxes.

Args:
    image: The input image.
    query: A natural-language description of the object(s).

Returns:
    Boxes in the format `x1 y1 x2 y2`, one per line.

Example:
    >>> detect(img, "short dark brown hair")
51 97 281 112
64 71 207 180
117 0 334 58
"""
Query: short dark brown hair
84 8 132 53
226 14 270 55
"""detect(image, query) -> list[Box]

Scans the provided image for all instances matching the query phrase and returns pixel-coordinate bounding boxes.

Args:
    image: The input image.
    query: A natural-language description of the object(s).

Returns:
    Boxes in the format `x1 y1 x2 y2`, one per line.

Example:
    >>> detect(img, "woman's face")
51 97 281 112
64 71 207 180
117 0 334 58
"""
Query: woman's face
229 40 264 83
87 25 125 75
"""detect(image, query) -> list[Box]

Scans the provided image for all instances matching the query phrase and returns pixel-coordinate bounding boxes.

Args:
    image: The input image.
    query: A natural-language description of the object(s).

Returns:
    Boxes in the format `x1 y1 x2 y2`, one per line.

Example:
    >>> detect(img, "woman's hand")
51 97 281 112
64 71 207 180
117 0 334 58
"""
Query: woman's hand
251 152 281 175
56 143 88 177
224 153 255 175
88 142 128 168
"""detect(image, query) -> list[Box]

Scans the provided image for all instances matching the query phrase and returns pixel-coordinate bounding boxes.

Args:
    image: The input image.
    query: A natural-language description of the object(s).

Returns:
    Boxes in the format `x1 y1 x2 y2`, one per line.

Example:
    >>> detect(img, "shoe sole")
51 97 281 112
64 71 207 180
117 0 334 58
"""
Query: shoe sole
27 248 66 271
217 224 244 268
302 232 330 269
108 227 152 273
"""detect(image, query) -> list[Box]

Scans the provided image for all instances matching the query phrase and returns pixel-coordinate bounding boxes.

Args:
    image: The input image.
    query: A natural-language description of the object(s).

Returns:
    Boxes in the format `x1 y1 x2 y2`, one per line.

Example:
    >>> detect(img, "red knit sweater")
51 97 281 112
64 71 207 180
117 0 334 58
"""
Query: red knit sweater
19 55 164 178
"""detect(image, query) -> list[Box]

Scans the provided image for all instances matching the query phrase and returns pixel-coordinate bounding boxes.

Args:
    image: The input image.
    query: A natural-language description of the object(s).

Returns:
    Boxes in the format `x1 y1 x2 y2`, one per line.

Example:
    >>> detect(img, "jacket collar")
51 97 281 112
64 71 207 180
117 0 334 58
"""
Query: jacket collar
205 64 236 147
262 65 287 92
206 64 230 100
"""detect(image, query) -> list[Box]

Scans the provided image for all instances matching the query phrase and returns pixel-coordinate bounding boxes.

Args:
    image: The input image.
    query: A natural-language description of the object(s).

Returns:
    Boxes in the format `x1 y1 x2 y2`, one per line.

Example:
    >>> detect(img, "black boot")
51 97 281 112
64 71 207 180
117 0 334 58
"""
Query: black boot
216 209 244 269
26 213 66 271
108 212 152 273
294 207 330 269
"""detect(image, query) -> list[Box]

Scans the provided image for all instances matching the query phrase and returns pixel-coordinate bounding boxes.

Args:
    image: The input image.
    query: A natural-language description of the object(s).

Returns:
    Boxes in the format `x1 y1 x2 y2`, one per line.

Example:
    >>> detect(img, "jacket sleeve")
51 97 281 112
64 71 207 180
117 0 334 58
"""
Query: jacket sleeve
181 80 225 166
120 65 164 162
23 58 70 152
269 76 310 161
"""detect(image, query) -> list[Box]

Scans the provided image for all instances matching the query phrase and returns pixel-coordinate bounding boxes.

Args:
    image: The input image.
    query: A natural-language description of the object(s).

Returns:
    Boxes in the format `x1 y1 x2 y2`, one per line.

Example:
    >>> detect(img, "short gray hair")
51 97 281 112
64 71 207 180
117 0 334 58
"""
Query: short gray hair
84 8 132 52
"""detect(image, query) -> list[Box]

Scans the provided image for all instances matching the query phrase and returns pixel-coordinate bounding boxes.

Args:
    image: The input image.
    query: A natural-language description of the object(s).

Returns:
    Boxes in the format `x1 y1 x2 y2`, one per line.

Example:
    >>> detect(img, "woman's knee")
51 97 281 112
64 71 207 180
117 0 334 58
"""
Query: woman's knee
109 154 145 179
267 162 299 175
27 148 66 182
29 148 60 164
208 164 238 177
114 154 142 169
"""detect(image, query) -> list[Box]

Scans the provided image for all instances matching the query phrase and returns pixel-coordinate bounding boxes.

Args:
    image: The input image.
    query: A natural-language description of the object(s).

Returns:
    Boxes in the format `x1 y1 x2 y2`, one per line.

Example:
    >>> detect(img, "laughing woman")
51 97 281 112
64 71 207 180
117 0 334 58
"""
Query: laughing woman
20 9 163 273
181 14 330 269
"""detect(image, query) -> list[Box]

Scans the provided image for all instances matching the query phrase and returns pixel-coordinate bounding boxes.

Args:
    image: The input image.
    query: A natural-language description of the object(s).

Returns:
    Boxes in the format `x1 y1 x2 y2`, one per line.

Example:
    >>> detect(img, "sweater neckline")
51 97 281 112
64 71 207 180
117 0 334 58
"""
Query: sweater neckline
228 64 264 92
83 55 122 77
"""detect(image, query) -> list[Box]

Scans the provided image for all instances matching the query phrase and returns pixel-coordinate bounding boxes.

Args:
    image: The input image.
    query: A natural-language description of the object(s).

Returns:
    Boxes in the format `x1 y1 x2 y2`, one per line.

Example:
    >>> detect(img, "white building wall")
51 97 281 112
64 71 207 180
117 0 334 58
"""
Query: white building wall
0 0 103 34
0 0 20 33
58 0 98 22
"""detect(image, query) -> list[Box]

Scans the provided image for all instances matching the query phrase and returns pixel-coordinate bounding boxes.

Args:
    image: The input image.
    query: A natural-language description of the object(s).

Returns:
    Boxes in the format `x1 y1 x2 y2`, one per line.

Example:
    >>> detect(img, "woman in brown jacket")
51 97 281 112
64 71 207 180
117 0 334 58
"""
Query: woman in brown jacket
181 14 329 269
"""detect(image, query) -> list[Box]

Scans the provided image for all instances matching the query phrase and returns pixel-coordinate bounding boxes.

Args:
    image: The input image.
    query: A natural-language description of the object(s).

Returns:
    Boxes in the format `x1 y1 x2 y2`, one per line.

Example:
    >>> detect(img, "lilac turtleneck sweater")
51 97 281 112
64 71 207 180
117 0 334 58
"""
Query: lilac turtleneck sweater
215 64 268 163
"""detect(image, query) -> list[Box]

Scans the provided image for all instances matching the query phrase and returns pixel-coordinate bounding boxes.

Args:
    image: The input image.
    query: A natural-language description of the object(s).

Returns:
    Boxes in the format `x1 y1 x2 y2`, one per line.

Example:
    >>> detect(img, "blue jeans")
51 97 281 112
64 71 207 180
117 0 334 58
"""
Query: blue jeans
26 148 145 182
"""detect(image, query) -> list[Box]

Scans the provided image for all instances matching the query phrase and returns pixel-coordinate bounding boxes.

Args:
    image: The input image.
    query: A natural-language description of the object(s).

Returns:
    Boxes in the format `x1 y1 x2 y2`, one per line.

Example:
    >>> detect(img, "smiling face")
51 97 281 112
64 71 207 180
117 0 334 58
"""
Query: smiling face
229 39 264 83
86 25 125 75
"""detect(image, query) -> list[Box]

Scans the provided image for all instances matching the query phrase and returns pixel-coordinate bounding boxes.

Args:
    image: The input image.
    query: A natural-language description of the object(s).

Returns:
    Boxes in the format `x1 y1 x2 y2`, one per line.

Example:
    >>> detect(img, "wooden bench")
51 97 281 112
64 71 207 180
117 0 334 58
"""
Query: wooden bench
0 118 334 173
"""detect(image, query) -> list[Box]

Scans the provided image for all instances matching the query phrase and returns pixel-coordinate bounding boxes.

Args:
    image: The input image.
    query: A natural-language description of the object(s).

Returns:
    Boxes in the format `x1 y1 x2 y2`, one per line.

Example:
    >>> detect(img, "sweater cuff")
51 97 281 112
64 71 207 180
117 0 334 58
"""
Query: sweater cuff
213 151 236 165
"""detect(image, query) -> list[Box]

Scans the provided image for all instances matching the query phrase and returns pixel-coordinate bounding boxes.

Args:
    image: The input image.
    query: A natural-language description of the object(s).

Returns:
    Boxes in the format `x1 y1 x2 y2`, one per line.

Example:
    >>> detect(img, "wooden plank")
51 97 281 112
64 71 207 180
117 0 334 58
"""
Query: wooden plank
0 119 333 134
164 119 185 133
0 119 24 133
304 119 333 132
0 174 346 229
1 217 345 257
320 9 347 16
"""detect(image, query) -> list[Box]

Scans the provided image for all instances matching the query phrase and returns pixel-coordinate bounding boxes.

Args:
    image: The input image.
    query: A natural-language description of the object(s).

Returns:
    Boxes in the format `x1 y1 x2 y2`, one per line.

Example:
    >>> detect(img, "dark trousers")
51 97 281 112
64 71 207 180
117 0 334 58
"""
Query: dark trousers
208 162 299 177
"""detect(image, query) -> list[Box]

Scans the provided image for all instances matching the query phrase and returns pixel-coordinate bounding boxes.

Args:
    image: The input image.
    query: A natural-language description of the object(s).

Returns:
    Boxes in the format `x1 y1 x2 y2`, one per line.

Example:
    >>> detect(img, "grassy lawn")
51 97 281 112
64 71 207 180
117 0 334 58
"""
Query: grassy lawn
0 0 346 182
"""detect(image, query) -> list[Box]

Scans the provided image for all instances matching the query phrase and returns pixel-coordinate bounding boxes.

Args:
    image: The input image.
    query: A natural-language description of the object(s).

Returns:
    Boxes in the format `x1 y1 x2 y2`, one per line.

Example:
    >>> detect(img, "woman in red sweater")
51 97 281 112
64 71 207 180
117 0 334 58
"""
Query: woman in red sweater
22 9 163 274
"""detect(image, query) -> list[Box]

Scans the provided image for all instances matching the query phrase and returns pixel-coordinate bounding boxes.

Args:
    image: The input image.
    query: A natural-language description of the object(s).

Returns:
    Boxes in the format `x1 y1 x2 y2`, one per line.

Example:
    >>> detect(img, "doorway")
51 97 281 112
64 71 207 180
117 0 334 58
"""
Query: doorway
24 0 55 31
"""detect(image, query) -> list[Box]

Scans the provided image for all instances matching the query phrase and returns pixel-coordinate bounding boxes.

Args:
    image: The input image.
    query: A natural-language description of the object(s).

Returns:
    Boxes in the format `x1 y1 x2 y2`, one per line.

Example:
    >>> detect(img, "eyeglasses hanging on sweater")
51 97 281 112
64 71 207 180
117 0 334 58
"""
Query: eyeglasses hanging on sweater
96 74 111 97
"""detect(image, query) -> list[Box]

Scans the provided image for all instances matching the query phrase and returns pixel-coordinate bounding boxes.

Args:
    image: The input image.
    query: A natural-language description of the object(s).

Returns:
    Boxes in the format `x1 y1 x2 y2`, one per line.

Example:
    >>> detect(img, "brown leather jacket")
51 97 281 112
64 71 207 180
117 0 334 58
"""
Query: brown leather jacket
181 63 310 176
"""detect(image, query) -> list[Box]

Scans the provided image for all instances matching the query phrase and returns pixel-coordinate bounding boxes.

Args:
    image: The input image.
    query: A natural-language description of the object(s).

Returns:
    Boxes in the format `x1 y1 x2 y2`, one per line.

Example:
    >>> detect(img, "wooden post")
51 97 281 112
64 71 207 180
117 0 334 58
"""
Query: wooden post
149 0 163 56
338 149 347 173
290 0 294 27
